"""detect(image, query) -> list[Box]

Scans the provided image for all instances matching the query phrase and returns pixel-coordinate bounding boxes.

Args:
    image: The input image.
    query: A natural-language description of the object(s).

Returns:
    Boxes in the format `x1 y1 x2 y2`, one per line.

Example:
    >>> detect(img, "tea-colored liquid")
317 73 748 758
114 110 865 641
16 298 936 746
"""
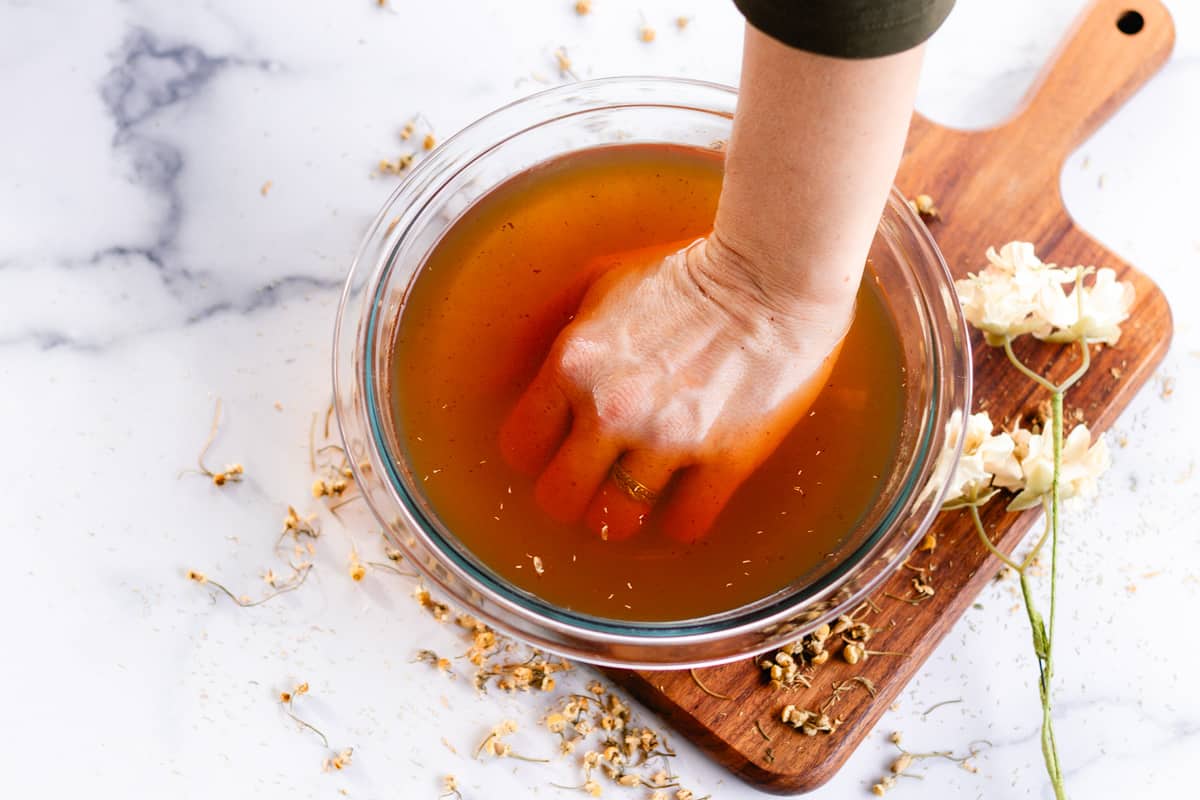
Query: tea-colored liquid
391 144 903 621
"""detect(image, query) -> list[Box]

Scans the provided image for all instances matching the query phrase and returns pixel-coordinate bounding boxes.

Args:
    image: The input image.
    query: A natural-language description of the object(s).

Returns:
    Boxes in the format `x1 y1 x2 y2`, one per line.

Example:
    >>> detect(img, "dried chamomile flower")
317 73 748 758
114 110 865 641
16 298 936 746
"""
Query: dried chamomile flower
423 133 436 151
675 16 690 29
553 47 576 79
348 550 366 582
759 620 851 688
414 649 454 675
574 0 592 14
440 774 462 800
639 24 656 42
780 704 838 736
378 153 415 174
907 193 940 221
871 775 897 795
323 748 354 771
282 505 320 540
414 587 451 622
185 400 244 486
312 476 350 498
1006 423 1110 511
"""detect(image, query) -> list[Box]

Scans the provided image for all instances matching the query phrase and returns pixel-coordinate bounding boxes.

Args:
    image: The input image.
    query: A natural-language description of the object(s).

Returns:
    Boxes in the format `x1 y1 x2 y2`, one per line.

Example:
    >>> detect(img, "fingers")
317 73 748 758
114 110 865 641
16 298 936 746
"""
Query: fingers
499 358 572 475
534 421 623 524
658 460 757 544
584 450 679 541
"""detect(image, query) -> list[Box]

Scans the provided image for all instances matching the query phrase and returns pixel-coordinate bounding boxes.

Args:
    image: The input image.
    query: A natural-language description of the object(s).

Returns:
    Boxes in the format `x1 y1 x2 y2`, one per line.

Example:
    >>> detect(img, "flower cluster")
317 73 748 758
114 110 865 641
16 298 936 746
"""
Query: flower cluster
955 242 1133 346
940 410 1109 512
1007 423 1111 511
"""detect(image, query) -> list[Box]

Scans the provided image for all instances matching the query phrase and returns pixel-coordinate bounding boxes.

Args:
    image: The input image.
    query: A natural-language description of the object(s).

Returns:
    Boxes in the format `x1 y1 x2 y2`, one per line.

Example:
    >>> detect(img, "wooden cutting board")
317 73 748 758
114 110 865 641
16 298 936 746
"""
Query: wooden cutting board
606 0 1176 792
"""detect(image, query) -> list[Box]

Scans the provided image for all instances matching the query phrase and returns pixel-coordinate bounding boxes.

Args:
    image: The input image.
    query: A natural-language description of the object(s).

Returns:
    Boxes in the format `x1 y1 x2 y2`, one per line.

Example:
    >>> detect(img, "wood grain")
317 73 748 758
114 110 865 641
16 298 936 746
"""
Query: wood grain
605 0 1176 793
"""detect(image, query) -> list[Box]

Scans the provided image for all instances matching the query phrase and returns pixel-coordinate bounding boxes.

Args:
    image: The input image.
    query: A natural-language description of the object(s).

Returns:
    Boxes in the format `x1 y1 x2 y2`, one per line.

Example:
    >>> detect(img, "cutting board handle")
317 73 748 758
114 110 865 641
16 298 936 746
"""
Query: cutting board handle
1005 0 1174 162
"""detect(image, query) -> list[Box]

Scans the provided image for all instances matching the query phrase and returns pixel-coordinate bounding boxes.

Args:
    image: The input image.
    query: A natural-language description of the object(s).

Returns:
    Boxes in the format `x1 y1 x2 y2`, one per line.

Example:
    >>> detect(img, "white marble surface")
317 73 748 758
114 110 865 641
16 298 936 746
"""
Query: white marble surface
3 0 1198 796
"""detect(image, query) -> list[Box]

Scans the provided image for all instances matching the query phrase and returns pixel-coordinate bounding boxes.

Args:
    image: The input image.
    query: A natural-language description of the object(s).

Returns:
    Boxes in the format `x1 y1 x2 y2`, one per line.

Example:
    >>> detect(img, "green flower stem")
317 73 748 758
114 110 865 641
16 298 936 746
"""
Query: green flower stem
988 339 1086 800
1003 336 1058 392
969 503 1022 572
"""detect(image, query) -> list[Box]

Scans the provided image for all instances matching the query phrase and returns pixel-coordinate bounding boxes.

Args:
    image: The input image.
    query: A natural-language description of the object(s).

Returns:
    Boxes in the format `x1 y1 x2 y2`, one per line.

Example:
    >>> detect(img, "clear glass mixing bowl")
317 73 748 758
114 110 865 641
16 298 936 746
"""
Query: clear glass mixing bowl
333 77 971 669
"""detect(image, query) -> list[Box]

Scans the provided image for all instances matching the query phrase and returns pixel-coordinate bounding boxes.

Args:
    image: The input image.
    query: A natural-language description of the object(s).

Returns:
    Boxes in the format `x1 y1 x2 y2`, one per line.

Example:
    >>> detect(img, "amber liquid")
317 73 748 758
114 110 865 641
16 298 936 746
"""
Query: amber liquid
391 144 903 622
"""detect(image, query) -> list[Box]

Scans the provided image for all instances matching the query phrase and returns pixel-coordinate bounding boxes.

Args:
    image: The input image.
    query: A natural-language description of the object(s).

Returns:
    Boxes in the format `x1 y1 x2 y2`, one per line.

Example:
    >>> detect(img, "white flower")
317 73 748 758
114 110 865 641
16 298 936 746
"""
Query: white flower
1006 423 1111 511
941 411 1021 508
1037 267 1134 345
956 243 1133 346
955 243 1075 345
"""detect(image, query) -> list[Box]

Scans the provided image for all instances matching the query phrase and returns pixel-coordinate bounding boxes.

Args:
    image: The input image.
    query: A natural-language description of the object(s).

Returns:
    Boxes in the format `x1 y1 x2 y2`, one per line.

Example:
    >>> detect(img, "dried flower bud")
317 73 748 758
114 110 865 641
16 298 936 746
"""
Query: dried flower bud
639 25 656 42
187 570 207 583
890 753 912 774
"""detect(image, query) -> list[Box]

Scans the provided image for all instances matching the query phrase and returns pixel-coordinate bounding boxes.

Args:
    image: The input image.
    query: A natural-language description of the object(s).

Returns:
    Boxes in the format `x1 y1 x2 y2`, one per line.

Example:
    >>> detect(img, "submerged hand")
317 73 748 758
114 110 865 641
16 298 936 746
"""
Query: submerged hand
499 236 851 543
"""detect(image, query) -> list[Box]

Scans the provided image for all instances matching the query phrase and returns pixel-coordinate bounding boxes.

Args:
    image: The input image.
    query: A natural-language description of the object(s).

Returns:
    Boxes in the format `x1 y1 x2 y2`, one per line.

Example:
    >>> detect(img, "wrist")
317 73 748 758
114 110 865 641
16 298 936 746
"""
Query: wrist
702 228 859 323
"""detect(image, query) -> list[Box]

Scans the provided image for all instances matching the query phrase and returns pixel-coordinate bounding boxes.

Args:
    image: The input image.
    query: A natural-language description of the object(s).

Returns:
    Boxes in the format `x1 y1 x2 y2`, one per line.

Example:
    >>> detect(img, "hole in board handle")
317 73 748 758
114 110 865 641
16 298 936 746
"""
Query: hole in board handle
1117 10 1145 35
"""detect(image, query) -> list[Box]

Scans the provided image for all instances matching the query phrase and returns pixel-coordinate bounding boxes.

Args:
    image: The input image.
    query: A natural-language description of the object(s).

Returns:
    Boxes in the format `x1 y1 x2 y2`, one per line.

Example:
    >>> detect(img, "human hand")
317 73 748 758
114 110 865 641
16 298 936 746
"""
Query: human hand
499 236 850 543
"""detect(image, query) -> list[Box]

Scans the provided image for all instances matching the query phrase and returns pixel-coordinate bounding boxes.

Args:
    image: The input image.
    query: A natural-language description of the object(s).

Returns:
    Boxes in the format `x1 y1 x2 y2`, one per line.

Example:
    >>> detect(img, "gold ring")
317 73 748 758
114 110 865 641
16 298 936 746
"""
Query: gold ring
610 460 659 504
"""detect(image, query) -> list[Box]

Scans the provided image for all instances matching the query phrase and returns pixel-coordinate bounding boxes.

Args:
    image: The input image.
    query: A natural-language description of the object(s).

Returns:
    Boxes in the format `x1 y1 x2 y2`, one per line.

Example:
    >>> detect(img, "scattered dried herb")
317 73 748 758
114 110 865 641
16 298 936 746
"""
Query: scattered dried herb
182 399 244 486
688 668 731 700
920 698 962 719
187 562 312 607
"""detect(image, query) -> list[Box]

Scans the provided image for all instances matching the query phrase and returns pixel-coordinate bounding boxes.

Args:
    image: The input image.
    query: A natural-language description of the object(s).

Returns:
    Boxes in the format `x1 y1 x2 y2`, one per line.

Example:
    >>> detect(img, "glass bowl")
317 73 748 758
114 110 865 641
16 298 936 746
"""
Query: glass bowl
333 77 971 669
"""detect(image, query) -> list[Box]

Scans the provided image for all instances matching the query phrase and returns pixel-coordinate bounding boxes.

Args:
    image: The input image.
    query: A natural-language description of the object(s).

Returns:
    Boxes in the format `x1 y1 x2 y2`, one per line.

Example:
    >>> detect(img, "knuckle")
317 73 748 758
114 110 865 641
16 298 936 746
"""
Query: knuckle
592 377 652 435
554 333 603 389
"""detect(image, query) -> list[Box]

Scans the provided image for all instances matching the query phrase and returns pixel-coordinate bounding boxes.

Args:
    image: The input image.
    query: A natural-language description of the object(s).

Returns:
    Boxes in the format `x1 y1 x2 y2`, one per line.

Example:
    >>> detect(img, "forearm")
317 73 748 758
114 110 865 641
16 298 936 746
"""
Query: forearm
711 24 924 317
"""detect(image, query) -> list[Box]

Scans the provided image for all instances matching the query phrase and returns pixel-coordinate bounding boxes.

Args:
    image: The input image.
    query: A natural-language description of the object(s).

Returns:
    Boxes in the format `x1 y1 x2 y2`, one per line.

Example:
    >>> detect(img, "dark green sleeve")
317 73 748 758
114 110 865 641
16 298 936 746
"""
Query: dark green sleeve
733 0 955 59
